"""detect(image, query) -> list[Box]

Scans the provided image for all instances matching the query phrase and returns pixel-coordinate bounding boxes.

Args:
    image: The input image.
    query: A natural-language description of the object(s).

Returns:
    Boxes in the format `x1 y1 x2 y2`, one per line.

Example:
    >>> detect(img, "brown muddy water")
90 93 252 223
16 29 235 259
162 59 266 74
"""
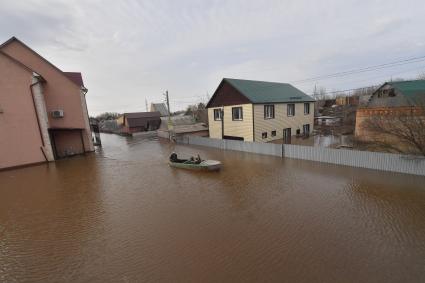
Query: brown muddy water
1 133 425 283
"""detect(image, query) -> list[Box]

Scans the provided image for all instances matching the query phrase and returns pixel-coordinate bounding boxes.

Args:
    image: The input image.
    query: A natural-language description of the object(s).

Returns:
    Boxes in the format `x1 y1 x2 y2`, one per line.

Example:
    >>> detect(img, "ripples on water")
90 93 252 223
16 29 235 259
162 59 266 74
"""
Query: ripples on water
0 133 424 282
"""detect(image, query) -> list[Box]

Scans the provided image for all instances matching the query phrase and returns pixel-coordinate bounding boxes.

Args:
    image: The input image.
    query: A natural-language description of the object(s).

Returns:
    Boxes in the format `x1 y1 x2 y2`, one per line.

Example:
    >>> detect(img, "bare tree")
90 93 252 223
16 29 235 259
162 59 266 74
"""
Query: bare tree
360 101 425 156
313 85 327 101
417 72 425 80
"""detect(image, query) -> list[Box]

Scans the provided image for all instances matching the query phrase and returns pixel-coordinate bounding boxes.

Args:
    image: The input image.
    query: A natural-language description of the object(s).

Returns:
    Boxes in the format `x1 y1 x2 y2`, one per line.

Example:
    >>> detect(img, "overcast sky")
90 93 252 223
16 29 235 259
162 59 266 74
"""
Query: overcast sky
1 0 425 115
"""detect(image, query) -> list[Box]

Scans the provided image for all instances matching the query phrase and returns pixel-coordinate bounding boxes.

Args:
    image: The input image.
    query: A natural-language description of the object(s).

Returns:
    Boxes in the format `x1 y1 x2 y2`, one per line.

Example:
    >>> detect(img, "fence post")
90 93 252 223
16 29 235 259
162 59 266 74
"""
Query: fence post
281 143 284 158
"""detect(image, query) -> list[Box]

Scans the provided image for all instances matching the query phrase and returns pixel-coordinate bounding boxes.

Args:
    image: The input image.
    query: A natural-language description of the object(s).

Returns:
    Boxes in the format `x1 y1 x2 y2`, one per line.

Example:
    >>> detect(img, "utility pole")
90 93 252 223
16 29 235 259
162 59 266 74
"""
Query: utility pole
165 90 170 117
164 90 173 140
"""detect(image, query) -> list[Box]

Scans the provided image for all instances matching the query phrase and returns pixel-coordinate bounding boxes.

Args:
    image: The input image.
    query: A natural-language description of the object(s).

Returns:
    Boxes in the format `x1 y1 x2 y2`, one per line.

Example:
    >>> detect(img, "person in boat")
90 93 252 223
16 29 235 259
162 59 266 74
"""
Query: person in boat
170 152 178 162
195 154 202 164
187 155 201 164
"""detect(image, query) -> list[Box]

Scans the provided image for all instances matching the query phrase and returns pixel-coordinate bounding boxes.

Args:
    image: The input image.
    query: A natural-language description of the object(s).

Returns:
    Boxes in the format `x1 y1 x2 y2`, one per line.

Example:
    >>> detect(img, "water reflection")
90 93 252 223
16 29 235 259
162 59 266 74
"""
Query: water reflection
0 133 424 282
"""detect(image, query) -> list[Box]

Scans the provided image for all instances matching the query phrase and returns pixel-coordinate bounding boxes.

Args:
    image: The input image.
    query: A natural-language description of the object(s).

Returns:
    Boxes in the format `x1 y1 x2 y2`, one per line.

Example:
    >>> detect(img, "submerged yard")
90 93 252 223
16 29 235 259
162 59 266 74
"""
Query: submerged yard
0 133 424 282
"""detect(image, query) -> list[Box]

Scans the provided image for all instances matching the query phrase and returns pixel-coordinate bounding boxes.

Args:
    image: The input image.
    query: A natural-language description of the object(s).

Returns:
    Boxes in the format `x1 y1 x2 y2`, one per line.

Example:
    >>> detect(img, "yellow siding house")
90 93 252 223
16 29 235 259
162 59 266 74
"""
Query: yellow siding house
206 78 315 142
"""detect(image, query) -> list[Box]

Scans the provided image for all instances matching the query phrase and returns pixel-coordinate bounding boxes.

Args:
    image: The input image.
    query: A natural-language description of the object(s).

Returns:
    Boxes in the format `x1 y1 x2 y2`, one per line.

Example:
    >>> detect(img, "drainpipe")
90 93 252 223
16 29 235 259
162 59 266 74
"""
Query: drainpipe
30 74 55 162
29 80 51 162
30 81 45 148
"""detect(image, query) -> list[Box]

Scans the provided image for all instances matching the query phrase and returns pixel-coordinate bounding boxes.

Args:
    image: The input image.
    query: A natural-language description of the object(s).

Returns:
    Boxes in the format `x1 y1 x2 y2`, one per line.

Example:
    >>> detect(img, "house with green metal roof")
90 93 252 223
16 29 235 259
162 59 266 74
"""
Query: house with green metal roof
365 80 425 108
206 78 315 142
355 79 425 145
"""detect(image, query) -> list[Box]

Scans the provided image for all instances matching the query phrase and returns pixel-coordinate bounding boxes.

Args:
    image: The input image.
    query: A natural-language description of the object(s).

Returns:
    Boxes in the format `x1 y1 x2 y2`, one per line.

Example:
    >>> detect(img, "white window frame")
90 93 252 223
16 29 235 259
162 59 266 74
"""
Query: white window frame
232 107 243 121
264 105 275 119
304 103 310 115
213 109 222 121
287 104 295 116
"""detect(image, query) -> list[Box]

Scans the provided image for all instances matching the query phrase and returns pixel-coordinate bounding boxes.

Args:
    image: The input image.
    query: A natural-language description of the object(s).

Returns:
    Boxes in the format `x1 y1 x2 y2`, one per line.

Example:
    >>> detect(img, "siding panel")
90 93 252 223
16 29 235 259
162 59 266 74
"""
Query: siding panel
253 102 314 142
208 104 253 141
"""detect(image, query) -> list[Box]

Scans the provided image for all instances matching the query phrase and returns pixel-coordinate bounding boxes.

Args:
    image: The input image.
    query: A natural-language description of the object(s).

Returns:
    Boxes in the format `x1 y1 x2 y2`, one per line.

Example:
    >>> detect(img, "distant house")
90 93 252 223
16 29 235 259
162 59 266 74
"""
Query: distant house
336 95 359 106
157 115 209 139
0 37 93 169
150 103 168 117
355 80 425 145
206 78 315 142
117 112 161 134
315 116 342 126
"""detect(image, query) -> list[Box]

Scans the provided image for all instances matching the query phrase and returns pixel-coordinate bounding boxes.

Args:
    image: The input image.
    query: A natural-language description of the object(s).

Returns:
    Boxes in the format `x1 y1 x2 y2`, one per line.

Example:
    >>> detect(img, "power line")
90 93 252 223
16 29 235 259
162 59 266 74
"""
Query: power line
308 85 380 97
166 56 425 106
304 64 425 96
291 55 425 84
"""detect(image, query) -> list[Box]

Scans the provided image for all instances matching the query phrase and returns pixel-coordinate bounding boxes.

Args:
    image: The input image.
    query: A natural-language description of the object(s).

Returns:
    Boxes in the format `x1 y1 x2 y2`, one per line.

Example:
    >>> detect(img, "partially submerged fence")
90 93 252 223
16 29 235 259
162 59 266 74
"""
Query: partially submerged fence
177 135 425 176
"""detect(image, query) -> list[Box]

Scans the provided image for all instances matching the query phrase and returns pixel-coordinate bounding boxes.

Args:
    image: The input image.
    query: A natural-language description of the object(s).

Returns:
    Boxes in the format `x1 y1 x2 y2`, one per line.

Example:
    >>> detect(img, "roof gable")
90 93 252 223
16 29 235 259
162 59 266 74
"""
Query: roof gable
0 50 36 74
206 79 252 108
0 37 83 89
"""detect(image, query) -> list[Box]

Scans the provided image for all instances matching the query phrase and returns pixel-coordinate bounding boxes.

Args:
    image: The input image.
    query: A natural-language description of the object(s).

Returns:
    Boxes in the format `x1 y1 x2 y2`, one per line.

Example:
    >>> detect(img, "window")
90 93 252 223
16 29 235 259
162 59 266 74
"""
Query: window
213 109 222 121
271 130 276 137
303 124 310 135
304 103 310 115
264 105 275 119
262 132 267 139
287 104 295 116
232 107 243 120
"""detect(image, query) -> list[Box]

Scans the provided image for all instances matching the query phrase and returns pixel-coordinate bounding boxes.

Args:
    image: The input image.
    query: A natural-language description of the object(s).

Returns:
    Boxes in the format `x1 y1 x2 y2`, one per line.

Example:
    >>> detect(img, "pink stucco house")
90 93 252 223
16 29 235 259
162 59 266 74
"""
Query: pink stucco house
0 37 94 170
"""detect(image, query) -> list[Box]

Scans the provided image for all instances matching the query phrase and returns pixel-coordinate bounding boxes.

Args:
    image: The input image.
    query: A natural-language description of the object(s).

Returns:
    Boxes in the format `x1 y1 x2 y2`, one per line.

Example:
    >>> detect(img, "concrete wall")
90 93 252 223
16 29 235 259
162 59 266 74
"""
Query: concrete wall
178 136 425 176
1 40 93 152
208 103 253 141
0 54 45 169
253 102 314 142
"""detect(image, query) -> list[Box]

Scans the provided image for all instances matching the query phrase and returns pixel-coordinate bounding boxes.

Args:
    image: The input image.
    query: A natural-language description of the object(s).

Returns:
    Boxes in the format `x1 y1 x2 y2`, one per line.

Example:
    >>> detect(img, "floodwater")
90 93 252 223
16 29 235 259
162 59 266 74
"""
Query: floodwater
1 134 424 283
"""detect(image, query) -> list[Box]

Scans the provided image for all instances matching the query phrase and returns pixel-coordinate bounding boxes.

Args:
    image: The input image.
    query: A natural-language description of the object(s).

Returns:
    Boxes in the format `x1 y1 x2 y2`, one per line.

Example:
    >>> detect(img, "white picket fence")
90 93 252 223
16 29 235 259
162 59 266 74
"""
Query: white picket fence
177 135 425 176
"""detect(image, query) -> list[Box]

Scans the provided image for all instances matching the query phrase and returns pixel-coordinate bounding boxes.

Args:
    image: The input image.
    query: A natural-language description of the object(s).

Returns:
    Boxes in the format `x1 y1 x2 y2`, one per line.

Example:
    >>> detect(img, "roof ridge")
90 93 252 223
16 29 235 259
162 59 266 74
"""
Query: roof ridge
0 36 83 89
224 77 291 85
388 79 425 84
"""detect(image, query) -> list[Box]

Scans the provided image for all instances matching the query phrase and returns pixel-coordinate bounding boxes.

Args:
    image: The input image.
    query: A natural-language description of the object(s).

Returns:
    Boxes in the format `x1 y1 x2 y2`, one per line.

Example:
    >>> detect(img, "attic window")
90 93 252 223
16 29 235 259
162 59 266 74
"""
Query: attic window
388 89 396 97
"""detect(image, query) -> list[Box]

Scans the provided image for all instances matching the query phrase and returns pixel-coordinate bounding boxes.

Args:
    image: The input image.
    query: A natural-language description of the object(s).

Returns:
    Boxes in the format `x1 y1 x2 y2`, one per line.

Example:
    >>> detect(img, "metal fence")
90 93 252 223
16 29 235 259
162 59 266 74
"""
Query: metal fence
177 135 425 176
